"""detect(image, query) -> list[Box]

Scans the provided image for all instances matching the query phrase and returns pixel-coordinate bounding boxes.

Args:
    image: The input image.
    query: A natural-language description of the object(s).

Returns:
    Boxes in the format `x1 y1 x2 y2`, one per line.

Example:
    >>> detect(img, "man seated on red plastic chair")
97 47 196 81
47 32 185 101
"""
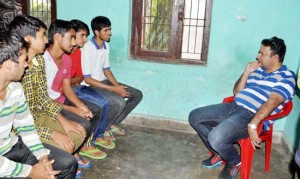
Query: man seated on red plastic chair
189 36 296 179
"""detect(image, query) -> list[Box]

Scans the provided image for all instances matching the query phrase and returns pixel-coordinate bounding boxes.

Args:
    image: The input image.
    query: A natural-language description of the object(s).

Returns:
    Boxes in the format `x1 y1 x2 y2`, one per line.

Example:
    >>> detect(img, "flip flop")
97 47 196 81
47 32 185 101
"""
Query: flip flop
110 125 126 136
79 147 107 160
95 137 116 149
76 155 92 168
76 170 83 178
104 130 116 142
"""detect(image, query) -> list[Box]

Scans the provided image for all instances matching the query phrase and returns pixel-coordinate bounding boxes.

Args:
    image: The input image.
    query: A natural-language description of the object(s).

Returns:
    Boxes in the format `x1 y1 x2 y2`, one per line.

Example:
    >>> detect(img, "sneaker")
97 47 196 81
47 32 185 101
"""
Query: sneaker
219 162 241 179
202 154 223 169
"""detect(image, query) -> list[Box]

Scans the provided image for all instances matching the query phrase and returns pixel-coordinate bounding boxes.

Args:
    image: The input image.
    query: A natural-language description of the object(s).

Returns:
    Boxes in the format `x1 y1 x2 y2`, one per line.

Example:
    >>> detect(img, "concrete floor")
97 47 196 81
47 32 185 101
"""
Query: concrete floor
80 124 295 179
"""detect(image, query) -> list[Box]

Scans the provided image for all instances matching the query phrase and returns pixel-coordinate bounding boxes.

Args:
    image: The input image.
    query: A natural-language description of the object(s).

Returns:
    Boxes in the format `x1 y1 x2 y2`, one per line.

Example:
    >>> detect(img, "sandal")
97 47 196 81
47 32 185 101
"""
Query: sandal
76 170 83 178
76 155 92 168
110 125 126 136
79 147 107 159
95 137 116 149
104 130 116 142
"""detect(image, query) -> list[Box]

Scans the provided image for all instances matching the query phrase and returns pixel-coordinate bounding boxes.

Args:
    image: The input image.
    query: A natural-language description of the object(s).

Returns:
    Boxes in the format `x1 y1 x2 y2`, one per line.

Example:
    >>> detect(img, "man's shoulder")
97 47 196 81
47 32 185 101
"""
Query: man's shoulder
31 55 45 68
7 82 23 96
8 82 23 89
278 65 296 78
83 40 93 49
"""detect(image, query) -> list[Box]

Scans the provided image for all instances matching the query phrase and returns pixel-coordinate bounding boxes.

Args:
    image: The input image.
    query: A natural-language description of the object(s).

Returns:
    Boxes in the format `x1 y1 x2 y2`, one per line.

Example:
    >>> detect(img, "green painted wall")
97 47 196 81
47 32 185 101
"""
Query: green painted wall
57 0 300 149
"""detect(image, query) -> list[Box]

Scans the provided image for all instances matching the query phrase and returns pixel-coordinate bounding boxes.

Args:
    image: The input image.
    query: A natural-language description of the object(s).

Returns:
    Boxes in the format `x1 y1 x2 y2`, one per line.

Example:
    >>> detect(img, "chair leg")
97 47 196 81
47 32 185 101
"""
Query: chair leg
240 139 254 179
265 138 272 172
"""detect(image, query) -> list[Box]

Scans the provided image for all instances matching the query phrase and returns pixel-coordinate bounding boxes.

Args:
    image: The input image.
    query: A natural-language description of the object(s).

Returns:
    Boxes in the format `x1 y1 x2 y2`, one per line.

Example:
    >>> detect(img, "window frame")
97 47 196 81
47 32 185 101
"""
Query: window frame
130 0 213 65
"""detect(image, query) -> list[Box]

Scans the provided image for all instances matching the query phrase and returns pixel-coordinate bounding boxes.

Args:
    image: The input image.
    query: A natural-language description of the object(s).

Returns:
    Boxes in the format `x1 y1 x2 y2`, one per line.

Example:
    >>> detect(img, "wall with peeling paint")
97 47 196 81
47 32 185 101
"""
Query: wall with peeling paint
57 0 300 149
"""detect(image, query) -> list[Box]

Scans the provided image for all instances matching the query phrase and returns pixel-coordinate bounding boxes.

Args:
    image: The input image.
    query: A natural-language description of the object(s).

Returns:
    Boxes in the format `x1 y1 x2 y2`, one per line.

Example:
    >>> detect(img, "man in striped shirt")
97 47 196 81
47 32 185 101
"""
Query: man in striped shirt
189 37 296 179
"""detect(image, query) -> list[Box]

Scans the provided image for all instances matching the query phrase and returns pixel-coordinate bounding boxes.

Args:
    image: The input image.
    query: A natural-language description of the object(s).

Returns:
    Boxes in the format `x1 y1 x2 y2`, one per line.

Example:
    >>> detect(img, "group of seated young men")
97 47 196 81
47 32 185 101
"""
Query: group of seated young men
0 15 142 178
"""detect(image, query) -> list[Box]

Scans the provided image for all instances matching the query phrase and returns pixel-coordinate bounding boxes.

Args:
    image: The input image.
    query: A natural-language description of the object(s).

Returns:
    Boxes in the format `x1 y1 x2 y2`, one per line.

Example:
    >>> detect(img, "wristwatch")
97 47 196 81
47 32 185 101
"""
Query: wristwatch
247 123 257 130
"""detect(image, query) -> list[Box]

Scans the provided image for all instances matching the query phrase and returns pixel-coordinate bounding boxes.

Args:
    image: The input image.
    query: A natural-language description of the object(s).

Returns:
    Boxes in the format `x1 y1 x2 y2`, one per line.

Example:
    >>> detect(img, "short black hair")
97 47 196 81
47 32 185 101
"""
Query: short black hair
91 16 111 35
261 36 286 62
0 33 27 65
48 19 74 44
71 19 90 36
9 15 47 38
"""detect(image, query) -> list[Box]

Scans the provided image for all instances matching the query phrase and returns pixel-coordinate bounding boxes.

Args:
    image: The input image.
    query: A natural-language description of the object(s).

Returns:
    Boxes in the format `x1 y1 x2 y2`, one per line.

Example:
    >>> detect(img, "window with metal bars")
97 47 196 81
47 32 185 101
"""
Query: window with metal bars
131 0 213 65
22 0 56 28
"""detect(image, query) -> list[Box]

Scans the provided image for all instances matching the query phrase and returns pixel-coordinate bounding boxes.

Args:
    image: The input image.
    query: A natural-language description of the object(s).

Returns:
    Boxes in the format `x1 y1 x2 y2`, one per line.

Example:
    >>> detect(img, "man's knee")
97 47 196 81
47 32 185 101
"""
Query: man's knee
133 88 143 102
57 154 77 177
77 118 91 135
188 108 200 126
207 130 225 151
111 96 126 111
61 154 77 169
69 132 85 151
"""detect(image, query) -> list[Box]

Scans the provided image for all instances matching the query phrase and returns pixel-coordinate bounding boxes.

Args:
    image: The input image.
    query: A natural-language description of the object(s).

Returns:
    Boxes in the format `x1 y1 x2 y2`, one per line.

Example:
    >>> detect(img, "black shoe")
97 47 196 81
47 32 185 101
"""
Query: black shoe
218 162 241 179
201 153 223 169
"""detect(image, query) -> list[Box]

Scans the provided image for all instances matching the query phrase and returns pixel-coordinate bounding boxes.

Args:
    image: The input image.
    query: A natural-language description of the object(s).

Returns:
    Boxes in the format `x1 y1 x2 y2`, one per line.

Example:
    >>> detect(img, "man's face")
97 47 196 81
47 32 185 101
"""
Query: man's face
60 29 76 53
98 26 111 42
11 48 28 80
256 45 275 68
29 27 47 58
75 29 88 48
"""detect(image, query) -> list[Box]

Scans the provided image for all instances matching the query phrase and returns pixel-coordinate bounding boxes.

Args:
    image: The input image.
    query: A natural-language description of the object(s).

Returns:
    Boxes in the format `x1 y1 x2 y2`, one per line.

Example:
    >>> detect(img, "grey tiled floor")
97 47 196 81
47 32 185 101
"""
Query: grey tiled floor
80 125 294 179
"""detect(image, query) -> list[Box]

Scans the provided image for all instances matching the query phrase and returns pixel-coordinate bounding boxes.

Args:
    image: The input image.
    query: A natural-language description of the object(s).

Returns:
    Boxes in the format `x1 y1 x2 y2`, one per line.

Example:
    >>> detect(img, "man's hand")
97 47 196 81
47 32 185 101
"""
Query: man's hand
247 127 262 150
78 104 93 119
112 85 130 97
60 118 86 138
51 130 75 153
245 61 261 75
28 159 60 179
38 156 57 178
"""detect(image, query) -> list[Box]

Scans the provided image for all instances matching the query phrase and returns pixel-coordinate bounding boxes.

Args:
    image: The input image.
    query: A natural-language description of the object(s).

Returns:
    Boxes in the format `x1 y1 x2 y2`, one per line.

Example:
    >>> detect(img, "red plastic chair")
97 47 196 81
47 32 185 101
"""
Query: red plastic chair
222 96 293 179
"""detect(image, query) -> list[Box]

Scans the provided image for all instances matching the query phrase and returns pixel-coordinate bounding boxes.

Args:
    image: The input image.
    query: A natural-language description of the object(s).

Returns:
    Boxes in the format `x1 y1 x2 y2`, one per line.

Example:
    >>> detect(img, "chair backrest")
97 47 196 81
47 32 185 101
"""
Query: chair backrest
264 100 293 121
222 96 293 132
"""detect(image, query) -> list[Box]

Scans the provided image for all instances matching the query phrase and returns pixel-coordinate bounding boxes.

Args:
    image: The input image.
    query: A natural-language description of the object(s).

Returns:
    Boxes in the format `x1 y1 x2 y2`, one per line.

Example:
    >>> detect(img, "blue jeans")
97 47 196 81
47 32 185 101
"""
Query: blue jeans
73 85 109 143
189 102 254 165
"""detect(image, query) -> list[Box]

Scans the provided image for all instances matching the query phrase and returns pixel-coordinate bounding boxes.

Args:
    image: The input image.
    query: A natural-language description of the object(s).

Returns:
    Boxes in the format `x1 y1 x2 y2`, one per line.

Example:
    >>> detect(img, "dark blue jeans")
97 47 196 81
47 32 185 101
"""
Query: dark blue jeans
189 102 254 165
73 85 109 143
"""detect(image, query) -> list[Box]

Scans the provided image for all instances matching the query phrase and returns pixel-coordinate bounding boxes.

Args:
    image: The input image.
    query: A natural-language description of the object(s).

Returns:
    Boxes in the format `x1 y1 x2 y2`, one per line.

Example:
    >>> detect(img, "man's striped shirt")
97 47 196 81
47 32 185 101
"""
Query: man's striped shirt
0 82 49 177
235 65 296 130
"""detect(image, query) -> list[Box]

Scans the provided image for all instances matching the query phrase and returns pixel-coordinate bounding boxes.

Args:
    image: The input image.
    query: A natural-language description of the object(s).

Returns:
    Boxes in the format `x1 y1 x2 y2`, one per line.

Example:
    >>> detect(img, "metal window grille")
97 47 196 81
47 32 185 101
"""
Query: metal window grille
181 0 206 60
29 0 51 27
141 0 173 52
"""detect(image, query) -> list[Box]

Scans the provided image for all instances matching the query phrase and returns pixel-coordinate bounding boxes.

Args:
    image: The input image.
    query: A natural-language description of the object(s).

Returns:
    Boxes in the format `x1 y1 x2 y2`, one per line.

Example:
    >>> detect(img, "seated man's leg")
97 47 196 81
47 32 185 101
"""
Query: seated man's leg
78 98 103 134
3 137 77 179
113 82 143 125
73 86 112 146
207 104 254 165
4 137 38 166
90 86 126 129
35 114 85 151
60 109 92 154
64 98 107 159
189 102 235 152
43 143 77 179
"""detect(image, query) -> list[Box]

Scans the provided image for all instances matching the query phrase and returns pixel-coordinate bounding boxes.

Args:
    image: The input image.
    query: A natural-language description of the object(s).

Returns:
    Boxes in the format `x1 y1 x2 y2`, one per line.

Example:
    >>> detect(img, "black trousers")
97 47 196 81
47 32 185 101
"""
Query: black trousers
4 137 77 179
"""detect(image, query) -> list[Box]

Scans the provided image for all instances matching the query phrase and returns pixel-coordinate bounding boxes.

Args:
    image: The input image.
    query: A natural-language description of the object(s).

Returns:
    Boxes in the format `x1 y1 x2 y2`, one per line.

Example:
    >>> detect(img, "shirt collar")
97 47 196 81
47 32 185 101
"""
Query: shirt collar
260 65 287 73
91 36 106 50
